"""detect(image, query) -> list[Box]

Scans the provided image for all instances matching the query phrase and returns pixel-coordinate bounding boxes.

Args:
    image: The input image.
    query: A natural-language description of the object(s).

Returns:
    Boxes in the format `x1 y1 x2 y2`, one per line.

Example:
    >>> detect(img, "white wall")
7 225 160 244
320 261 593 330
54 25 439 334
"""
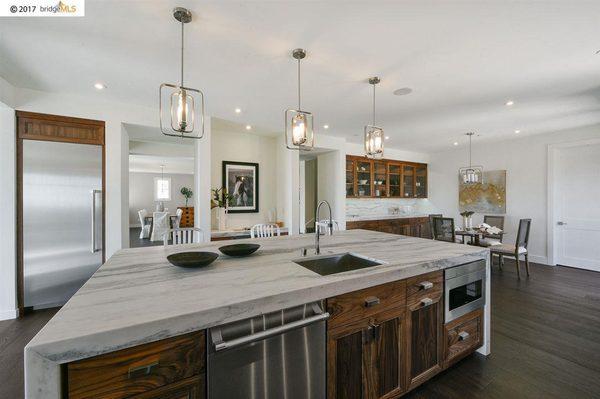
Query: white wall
128 172 195 226
0 103 17 320
211 129 278 229
428 125 600 264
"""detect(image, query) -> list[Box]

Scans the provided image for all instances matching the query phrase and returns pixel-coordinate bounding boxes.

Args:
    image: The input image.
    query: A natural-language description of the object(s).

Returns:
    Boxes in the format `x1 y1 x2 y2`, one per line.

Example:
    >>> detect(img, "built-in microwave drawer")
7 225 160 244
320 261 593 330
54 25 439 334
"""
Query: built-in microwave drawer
66 331 205 399
443 308 483 368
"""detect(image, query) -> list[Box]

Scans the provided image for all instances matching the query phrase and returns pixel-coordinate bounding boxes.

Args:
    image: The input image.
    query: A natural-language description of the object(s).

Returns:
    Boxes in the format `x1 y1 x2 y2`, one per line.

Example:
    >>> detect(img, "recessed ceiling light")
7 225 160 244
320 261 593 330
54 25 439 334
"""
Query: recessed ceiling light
94 83 106 90
245 125 252 130
235 108 241 114
323 124 329 129
514 129 521 134
393 87 413 96
385 136 390 140
453 142 459 146
505 100 514 106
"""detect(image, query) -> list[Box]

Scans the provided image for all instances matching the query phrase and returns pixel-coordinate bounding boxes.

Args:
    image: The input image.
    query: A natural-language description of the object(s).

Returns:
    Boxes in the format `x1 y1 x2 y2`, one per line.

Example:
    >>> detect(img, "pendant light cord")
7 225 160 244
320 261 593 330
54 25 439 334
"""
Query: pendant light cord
297 58 301 110
180 21 185 87
372 83 376 126
469 134 472 167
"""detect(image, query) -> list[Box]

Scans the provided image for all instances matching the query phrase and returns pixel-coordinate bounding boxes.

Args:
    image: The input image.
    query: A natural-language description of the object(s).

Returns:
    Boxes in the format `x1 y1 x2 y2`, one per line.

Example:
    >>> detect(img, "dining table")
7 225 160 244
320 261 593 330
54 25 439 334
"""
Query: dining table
455 229 505 246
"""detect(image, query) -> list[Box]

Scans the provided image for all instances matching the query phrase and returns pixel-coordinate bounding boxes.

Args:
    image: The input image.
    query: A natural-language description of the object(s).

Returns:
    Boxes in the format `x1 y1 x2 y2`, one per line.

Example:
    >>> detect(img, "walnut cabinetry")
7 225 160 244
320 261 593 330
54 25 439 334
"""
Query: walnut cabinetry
177 207 194 228
346 217 431 239
346 155 427 198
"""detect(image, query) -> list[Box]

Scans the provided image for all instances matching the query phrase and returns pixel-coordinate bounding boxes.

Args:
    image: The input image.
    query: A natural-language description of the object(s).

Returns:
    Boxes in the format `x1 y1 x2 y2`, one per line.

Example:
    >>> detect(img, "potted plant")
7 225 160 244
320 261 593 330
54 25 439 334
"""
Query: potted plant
211 187 233 231
460 211 475 230
180 187 193 207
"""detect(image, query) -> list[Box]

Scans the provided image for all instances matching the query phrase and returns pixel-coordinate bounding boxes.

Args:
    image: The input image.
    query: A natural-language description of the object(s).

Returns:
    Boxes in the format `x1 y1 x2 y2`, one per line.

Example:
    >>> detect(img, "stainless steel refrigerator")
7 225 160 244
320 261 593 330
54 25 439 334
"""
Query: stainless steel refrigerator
23 140 103 309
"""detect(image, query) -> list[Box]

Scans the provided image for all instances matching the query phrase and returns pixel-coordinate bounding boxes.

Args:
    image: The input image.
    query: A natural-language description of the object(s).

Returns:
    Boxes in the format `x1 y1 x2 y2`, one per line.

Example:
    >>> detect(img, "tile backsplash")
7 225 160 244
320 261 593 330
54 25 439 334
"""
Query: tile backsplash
346 198 438 219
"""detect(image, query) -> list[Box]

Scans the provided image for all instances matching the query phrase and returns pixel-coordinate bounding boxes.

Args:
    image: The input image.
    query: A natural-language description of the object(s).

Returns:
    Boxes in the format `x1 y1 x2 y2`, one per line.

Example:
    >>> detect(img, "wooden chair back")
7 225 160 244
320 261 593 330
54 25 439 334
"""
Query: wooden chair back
250 224 281 238
432 217 456 243
428 214 443 239
516 219 532 249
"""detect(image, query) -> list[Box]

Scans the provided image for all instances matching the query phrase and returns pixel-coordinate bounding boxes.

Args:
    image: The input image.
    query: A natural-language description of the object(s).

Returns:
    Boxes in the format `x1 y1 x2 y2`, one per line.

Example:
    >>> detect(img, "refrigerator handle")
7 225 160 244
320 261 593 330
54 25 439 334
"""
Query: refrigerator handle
91 190 101 253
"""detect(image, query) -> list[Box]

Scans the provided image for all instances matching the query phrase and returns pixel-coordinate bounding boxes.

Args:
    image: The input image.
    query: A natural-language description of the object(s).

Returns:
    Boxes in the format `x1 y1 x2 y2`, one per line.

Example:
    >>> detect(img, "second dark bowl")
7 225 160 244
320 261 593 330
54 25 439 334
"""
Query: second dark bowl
218 243 260 257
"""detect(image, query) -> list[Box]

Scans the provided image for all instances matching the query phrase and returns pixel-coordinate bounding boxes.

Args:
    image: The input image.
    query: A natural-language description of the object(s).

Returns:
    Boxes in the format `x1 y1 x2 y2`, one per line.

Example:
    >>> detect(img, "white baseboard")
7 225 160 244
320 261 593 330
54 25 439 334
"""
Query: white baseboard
0 309 18 321
528 254 549 265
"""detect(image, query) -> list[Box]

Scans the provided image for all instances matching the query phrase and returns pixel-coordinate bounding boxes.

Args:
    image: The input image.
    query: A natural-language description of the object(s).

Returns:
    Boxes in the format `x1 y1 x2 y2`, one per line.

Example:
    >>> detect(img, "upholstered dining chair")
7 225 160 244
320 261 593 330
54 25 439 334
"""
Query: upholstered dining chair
250 224 281 238
138 209 151 239
150 211 170 242
174 208 183 229
428 214 443 239
478 215 505 247
490 219 532 279
432 217 459 243
163 227 204 247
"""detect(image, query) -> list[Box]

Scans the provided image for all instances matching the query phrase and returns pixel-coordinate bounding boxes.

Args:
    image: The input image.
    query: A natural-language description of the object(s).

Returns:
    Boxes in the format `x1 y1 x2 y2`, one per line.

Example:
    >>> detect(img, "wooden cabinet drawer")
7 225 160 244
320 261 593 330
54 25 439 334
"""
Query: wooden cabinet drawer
67 331 205 399
406 270 443 309
327 280 406 332
443 308 483 368
129 375 204 399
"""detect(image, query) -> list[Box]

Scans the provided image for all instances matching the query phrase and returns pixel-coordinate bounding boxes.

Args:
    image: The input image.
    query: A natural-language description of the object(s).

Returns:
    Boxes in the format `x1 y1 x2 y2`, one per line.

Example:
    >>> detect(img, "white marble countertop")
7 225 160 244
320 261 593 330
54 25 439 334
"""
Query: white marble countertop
346 214 430 222
25 230 488 398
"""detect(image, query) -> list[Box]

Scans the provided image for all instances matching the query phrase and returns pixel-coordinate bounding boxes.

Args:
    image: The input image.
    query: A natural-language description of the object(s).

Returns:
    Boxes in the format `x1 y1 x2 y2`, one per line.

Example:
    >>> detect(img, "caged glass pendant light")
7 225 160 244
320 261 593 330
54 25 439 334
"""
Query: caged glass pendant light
285 48 314 150
364 77 384 158
159 7 205 139
459 132 483 184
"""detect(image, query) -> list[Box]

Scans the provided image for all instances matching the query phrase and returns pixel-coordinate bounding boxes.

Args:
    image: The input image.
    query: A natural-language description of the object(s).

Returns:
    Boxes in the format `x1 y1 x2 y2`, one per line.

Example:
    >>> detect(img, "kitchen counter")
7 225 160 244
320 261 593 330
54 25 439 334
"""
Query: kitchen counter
25 229 490 398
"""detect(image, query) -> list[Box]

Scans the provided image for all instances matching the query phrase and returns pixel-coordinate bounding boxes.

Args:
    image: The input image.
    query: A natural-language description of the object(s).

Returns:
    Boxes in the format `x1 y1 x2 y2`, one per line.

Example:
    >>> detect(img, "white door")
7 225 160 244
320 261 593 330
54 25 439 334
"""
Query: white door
553 142 600 271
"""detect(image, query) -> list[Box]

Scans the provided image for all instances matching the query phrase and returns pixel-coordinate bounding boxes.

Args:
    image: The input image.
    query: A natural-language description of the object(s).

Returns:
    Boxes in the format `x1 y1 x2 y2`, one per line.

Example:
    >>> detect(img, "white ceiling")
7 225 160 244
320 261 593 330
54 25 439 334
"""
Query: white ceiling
3 1 600 152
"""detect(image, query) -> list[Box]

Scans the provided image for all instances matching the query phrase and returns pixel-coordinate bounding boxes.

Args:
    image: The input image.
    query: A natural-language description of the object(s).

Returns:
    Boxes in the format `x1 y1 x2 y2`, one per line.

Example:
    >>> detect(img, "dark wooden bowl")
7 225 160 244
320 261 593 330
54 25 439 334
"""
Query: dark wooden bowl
167 251 219 268
218 243 260 257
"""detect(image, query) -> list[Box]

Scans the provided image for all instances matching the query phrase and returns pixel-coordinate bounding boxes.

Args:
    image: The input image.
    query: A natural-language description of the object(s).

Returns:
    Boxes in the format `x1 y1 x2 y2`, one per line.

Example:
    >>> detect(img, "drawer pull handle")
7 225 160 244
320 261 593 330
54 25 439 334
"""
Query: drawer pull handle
419 281 434 290
458 331 470 341
128 362 159 378
420 297 433 307
364 296 380 308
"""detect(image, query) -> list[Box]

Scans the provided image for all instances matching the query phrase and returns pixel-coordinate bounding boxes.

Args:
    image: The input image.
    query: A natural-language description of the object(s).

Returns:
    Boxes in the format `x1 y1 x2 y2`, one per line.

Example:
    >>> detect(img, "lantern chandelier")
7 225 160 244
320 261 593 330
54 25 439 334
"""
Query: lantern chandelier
364 77 384 158
285 48 314 151
459 132 483 184
159 7 205 139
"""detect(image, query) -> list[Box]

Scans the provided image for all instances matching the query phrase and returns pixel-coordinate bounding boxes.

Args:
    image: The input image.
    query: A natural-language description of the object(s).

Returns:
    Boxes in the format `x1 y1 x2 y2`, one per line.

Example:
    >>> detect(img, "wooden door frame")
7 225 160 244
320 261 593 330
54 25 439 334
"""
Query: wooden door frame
547 137 600 266
15 111 106 316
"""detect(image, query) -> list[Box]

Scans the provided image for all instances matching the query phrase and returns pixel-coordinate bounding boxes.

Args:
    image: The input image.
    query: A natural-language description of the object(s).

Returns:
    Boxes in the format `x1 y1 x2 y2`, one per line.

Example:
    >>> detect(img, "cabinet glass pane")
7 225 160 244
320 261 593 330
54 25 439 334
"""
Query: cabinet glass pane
356 161 371 197
416 166 427 198
373 161 387 197
346 166 355 196
403 165 415 198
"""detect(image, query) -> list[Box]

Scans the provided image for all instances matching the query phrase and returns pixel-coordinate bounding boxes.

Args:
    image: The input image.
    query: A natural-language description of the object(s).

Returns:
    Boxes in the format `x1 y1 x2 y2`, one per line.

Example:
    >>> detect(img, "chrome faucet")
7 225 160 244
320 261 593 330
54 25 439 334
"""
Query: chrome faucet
315 200 333 255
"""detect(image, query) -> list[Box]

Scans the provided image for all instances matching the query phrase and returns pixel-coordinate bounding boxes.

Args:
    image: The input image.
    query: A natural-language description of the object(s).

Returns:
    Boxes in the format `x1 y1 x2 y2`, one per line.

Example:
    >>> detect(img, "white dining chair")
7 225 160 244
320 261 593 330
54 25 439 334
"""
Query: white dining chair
174 208 183 229
163 227 204 247
151 211 170 242
250 224 281 238
138 209 151 239
316 219 339 235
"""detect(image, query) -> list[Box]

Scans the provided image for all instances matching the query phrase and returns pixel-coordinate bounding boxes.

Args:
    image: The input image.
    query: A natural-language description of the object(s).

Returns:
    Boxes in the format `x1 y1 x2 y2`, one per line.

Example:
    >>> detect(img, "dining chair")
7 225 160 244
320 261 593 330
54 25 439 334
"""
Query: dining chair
138 209 151 239
479 215 505 247
250 224 281 238
490 219 532 279
428 214 443 239
163 227 204 247
316 219 339 235
150 211 170 242
432 217 459 243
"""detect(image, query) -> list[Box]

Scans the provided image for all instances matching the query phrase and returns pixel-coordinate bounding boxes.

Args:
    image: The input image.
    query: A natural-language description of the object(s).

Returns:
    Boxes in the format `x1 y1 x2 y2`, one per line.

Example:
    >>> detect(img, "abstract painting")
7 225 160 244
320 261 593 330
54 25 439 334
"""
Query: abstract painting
222 161 259 213
459 170 506 214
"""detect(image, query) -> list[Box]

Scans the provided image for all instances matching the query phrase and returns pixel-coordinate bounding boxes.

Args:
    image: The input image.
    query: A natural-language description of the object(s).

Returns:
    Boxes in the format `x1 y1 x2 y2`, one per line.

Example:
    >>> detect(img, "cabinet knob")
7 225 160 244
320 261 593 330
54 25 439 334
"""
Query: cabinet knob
420 297 433 307
458 331 470 341
364 296 381 308
418 281 434 290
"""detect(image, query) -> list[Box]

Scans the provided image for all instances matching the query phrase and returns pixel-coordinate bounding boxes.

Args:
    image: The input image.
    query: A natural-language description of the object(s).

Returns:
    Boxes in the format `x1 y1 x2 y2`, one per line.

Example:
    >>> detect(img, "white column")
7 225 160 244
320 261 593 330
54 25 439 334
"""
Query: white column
194 117 212 242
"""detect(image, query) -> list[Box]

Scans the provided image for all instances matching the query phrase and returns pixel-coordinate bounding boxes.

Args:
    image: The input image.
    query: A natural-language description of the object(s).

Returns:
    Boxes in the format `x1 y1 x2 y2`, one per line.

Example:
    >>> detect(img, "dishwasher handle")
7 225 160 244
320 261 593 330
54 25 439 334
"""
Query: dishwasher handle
212 311 330 352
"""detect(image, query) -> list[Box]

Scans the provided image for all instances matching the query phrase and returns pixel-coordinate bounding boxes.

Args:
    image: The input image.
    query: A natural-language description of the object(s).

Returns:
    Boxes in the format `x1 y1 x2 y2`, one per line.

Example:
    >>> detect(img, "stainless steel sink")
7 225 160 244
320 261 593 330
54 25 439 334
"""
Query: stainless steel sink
293 253 382 276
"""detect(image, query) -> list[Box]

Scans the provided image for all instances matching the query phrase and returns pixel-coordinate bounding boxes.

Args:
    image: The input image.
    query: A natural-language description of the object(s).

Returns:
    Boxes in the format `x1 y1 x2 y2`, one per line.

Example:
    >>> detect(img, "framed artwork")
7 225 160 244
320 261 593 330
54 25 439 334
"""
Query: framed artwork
459 170 506 214
222 161 259 213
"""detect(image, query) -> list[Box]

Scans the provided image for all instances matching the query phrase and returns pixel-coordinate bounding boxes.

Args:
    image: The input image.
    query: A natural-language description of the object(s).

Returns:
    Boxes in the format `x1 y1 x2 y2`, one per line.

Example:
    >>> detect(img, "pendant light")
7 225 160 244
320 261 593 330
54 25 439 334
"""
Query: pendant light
159 7 205 139
364 77 384 158
285 48 314 150
459 132 483 184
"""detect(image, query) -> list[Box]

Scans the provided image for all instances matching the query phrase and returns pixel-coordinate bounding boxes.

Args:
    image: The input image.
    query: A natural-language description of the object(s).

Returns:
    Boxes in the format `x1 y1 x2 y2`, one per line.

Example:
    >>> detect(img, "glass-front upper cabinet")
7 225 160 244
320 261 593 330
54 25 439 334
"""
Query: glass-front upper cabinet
388 163 401 197
416 165 427 198
356 160 372 197
402 165 415 197
346 158 355 197
373 161 387 198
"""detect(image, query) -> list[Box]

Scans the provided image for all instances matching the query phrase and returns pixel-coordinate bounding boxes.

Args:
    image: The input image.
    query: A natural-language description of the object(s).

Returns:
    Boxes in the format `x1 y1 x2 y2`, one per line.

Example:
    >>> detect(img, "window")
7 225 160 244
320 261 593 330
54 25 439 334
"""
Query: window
154 177 171 201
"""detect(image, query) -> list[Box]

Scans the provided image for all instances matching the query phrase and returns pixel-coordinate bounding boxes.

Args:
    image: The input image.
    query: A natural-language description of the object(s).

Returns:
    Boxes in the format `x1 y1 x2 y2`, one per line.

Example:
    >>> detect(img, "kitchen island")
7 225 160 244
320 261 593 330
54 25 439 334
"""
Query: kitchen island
25 230 490 398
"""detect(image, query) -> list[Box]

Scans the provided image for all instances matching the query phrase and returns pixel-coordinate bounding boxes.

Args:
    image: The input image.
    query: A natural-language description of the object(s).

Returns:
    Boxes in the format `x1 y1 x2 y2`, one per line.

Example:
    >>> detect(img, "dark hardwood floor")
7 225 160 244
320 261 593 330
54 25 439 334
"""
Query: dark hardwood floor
1 261 599 398
129 227 165 248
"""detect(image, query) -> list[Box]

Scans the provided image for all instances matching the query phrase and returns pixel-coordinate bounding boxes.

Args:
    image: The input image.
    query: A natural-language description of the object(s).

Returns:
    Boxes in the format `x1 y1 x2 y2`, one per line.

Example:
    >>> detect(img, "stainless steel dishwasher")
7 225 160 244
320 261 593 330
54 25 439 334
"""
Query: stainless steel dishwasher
208 301 329 399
